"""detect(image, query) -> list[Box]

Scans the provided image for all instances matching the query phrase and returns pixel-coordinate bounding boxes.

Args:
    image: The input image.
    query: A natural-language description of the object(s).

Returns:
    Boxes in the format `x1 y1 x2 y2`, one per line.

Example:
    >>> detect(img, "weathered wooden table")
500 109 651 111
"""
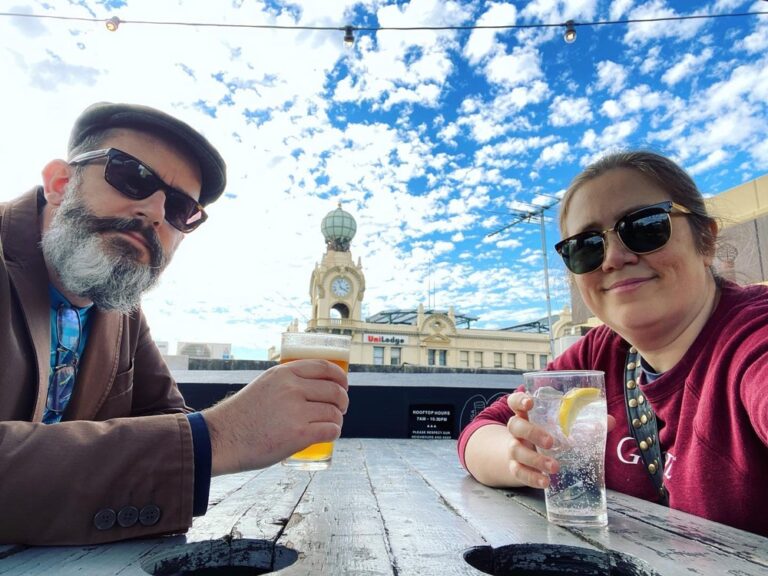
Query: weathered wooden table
1 439 766 575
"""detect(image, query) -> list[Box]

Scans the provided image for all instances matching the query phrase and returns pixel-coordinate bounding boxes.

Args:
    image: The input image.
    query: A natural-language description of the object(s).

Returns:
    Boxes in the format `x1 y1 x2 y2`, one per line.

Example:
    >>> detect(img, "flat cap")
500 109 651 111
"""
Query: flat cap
69 102 226 206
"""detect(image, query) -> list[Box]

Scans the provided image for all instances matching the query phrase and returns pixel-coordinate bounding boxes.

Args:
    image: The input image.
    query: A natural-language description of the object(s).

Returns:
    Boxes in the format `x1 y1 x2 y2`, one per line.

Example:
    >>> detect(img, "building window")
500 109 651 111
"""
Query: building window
428 349 447 366
540 354 549 369
474 351 483 367
390 347 401 366
526 354 535 370
373 346 384 365
507 353 516 369
460 351 469 367
493 353 502 368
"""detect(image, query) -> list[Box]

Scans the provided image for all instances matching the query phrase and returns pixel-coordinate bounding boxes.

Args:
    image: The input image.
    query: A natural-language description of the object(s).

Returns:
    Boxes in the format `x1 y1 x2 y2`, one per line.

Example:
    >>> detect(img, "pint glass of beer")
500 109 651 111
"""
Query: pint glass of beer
280 332 352 470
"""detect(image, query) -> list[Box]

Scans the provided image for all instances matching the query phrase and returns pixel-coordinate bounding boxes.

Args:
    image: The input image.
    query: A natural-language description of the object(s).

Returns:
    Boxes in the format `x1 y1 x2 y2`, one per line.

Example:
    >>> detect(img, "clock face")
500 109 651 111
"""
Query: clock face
331 276 351 297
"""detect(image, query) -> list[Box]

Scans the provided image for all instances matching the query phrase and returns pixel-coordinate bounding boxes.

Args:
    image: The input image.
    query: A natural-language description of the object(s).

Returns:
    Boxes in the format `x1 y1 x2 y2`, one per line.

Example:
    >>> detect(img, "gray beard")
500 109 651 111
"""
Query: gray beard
41 183 170 314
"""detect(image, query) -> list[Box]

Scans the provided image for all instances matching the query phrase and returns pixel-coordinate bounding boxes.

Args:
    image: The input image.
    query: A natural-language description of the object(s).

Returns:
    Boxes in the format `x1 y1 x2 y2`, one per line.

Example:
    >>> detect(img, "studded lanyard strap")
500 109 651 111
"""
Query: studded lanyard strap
624 347 669 506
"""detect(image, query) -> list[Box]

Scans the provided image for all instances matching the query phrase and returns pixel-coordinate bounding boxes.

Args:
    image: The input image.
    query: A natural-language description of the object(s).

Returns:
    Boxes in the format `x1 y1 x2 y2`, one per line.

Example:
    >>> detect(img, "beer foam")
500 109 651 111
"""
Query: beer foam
280 345 350 362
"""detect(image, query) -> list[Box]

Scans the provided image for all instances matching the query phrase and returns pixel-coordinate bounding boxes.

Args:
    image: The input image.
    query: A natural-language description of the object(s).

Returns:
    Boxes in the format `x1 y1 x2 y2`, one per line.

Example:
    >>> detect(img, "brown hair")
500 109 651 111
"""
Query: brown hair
559 150 718 257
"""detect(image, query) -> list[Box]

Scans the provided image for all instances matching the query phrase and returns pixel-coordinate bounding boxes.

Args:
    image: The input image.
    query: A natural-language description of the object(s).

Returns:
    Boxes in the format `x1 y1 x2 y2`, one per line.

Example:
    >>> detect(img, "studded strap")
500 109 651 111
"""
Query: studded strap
624 347 668 505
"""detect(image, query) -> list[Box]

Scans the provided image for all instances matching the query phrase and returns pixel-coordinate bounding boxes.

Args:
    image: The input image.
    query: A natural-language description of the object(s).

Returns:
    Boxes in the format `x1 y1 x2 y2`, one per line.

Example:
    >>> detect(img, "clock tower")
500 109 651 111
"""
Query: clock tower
309 204 365 332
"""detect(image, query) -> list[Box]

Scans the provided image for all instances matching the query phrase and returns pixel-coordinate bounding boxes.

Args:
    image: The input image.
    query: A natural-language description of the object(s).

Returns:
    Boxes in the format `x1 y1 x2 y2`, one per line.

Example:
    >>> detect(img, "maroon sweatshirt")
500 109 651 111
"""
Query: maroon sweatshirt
458 280 768 537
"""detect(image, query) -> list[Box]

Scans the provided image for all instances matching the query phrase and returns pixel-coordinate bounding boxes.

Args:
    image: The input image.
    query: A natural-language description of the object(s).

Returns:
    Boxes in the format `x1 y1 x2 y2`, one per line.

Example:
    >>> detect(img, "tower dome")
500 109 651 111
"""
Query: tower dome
321 203 357 252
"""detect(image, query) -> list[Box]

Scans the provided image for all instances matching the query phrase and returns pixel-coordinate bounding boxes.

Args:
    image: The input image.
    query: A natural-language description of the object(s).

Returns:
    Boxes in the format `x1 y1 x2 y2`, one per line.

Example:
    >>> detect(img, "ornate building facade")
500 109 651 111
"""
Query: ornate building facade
271 204 576 369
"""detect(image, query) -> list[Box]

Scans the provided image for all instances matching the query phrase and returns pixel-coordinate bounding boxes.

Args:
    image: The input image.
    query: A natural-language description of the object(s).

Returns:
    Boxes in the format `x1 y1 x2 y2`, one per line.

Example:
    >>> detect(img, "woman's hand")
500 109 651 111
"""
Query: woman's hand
505 391 560 488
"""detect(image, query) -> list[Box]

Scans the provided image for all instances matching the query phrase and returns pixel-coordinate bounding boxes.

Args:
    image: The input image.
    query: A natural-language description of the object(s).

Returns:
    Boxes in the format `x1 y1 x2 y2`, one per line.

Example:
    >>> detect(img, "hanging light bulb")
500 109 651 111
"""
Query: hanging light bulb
563 20 576 43
343 25 354 48
105 16 120 31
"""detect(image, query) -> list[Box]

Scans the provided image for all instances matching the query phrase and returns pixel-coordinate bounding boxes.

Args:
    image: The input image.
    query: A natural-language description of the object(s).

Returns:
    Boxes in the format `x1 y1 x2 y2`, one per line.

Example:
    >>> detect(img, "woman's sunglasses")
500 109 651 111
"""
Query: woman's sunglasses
69 148 207 232
555 201 692 275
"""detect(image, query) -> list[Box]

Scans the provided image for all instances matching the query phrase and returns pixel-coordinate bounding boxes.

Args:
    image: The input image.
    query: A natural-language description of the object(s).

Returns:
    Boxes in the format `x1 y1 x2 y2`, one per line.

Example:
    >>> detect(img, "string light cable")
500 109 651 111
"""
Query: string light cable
1 8 766 44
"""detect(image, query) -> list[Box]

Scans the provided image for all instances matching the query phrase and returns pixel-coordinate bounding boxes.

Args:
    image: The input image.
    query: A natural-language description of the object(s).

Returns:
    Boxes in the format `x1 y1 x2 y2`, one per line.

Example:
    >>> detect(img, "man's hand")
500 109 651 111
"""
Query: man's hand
203 360 349 475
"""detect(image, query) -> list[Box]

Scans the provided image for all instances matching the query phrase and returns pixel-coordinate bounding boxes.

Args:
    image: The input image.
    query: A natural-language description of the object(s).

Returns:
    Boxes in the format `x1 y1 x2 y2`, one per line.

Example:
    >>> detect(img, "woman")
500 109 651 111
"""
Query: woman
458 151 768 536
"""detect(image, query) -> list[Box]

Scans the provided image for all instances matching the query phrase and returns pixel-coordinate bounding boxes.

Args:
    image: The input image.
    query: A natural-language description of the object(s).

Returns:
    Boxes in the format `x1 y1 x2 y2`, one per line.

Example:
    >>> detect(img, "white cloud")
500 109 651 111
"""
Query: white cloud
609 0 635 20
598 84 667 120
662 48 714 86
601 100 622 119
688 149 728 175
485 46 544 87
580 119 639 152
549 95 593 126
464 2 518 65
750 138 768 168
536 141 570 167
622 1 708 45
496 238 523 249
594 60 627 95
639 45 663 74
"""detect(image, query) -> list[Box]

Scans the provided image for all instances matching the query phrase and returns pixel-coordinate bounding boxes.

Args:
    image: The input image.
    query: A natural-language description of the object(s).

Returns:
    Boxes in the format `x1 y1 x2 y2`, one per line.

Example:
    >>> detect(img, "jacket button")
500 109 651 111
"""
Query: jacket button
117 506 139 528
139 504 161 526
93 508 116 530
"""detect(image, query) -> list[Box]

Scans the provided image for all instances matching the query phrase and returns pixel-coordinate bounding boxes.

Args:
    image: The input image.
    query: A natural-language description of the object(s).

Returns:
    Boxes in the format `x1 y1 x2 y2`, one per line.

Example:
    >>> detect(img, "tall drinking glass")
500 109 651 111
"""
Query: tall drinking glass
280 332 352 471
524 370 608 528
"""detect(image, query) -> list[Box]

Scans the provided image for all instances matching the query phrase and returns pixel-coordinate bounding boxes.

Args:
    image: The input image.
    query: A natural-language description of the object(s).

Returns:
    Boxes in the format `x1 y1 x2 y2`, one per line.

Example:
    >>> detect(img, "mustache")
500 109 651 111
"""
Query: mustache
84 215 165 269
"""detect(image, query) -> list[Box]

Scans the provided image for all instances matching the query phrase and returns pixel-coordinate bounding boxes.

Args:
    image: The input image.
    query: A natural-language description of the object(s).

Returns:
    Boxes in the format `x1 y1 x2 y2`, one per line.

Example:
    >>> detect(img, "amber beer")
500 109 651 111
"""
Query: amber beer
280 332 352 470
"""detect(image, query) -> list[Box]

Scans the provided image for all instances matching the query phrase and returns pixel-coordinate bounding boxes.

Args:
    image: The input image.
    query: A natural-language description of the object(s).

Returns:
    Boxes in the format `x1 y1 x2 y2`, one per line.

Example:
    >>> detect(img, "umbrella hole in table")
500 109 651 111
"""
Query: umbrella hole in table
464 543 664 576
141 538 298 576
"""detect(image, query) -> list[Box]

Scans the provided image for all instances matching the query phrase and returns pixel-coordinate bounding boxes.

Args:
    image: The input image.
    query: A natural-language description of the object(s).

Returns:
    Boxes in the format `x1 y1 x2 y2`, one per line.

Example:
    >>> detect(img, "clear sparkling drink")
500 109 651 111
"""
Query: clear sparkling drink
525 371 608 528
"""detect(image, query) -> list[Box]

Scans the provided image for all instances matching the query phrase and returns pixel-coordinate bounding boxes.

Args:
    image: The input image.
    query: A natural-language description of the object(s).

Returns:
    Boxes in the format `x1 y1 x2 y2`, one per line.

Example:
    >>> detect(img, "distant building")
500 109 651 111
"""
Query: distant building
155 341 170 355
177 342 233 360
268 204 576 368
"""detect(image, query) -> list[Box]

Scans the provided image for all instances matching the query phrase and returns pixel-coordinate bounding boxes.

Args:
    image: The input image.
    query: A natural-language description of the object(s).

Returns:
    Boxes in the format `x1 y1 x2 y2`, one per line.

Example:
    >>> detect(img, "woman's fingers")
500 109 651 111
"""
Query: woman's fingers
504 392 559 488
507 414 554 450
507 391 533 415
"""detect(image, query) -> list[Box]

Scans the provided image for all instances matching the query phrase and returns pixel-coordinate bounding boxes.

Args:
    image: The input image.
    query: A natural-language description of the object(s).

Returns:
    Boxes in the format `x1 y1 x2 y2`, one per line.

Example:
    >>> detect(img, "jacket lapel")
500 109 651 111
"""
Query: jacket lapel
3 189 53 422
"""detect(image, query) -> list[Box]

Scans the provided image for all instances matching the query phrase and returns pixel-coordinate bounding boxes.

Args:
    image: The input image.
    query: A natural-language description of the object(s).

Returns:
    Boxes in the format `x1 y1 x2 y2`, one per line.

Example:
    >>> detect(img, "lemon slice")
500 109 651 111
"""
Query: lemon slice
558 387 601 436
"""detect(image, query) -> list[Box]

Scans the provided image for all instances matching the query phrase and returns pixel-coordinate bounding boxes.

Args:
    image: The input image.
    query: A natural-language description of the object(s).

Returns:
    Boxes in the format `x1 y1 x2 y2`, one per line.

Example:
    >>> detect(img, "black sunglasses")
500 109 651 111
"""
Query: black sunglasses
555 201 692 275
69 148 207 232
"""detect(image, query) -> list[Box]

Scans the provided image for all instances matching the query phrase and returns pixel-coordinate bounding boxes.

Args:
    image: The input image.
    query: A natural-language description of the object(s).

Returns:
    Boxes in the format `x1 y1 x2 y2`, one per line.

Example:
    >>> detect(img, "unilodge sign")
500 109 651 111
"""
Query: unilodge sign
364 334 408 345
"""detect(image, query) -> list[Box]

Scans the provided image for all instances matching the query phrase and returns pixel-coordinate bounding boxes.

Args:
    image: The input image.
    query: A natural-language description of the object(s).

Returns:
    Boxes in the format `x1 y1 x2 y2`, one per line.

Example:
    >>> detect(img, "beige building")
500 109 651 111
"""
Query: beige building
707 173 768 287
270 205 576 368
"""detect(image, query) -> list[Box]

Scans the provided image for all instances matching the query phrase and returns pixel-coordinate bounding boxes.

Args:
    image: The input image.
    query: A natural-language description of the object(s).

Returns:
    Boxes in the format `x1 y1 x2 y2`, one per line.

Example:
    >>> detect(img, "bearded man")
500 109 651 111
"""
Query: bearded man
0 103 349 545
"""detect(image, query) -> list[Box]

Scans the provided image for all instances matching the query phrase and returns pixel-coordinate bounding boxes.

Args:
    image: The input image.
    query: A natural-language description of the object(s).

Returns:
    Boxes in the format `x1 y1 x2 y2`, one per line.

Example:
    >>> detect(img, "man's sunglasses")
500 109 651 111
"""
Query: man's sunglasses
555 201 692 275
69 148 207 232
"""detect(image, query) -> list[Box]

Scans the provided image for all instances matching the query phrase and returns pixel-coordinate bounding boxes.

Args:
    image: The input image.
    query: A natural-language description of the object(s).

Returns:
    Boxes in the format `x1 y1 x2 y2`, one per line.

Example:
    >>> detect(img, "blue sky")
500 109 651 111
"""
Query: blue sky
1 0 766 359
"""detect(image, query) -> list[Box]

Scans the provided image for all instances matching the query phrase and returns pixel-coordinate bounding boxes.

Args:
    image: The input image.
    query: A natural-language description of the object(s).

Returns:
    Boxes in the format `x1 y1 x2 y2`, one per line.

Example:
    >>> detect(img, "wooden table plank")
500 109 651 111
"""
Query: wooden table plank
0 539 164 576
275 438 397 575
360 439 489 575
391 439 597 548
607 490 768 566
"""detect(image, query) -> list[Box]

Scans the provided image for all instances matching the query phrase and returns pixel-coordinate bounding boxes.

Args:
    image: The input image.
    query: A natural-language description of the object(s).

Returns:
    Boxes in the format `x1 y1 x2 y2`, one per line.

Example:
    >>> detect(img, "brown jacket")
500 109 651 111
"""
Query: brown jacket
0 188 195 545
